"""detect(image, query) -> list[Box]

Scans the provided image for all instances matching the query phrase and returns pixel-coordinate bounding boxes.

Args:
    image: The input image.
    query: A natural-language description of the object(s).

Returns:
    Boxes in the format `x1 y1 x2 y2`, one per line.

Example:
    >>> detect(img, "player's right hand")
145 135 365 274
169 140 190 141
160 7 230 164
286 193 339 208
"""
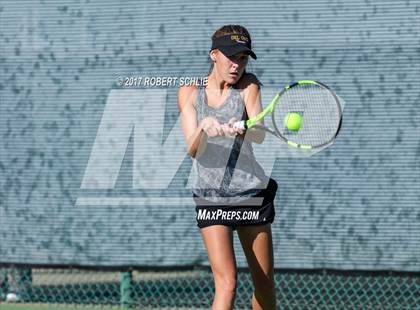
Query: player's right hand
200 117 224 137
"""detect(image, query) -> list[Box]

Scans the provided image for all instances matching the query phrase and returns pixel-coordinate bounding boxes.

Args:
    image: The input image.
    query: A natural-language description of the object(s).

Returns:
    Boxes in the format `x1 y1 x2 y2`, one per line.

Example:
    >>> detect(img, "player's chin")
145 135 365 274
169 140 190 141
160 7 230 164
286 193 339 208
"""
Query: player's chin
227 73 240 84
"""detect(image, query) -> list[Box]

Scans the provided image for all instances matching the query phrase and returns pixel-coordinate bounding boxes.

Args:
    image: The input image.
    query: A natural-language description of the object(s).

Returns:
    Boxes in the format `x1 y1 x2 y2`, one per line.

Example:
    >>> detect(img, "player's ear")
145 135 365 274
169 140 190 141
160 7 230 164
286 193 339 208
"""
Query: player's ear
209 49 217 62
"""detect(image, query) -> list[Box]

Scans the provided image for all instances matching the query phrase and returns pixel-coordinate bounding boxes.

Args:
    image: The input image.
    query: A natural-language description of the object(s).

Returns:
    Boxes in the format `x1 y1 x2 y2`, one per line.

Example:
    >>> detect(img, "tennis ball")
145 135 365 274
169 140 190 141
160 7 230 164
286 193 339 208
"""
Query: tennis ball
284 112 302 131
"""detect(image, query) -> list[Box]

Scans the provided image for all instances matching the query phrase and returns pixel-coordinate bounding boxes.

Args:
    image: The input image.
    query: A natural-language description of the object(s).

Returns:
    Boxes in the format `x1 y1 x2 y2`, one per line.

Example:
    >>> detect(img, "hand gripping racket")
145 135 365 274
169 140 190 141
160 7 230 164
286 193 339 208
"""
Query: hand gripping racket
233 80 343 149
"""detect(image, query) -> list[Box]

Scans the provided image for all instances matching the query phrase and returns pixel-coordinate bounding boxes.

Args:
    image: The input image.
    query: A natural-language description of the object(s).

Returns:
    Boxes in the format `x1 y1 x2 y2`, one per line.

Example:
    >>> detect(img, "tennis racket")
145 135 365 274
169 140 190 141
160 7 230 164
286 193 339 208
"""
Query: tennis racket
232 80 343 149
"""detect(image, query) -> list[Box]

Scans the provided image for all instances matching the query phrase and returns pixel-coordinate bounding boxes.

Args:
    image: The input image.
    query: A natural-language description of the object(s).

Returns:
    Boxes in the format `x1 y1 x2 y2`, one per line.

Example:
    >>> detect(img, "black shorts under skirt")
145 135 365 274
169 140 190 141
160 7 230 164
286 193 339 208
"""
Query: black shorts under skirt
193 178 278 231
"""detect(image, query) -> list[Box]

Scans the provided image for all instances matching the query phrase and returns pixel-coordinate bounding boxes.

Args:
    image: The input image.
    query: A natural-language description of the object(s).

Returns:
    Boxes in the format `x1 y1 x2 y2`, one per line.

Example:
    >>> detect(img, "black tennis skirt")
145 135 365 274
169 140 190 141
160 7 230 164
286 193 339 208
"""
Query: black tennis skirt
193 178 278 230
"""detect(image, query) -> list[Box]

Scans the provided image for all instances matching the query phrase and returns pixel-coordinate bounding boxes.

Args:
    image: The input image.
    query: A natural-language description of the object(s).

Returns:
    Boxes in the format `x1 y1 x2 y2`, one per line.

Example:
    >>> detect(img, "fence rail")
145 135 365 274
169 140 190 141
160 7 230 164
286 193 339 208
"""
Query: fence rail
0 266 419 309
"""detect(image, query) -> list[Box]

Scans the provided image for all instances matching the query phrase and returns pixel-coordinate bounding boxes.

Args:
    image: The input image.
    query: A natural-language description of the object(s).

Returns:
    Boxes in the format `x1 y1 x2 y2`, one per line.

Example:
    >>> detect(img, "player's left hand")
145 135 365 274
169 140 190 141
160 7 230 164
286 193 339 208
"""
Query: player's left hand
223 117 244 136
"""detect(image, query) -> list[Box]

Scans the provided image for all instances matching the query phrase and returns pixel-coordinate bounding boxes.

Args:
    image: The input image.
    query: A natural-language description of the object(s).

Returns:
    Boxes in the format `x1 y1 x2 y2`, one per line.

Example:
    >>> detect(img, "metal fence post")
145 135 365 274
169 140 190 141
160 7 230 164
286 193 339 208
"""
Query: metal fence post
120 270 133 308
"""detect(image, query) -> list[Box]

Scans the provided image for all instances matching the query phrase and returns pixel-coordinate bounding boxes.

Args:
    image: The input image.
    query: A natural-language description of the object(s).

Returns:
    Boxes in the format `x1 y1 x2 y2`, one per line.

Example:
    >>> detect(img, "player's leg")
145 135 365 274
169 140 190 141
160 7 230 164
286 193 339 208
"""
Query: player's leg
200 225 237 309
237 223 276 310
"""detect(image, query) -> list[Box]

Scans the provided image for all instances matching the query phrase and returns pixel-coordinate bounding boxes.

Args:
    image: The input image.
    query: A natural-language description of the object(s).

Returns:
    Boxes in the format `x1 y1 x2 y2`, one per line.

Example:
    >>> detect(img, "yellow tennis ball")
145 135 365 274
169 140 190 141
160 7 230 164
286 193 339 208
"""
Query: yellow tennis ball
284 112 302 131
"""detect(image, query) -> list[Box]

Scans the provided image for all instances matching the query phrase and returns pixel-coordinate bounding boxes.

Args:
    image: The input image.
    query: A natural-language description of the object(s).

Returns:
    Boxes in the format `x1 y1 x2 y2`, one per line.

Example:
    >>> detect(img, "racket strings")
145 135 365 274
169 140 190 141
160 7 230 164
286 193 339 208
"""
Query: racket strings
274 84 340 146
303 85 338 143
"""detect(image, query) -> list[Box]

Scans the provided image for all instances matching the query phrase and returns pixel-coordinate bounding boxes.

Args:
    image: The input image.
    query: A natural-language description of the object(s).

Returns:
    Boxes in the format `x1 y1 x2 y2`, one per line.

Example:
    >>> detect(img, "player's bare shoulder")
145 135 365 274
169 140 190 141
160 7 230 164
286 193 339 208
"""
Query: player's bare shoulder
237 72 262 101
178 84 199 112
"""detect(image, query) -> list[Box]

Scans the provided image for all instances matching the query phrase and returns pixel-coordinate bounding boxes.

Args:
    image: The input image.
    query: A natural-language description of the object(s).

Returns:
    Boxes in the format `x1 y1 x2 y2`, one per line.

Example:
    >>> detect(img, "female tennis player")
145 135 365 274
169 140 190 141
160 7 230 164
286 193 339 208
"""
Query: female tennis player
178 25 278 309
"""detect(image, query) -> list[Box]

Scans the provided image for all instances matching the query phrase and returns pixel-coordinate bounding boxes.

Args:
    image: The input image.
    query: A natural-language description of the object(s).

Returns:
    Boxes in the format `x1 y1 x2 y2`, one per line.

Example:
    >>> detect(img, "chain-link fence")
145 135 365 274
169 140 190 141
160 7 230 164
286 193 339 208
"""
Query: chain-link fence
0 266 419 309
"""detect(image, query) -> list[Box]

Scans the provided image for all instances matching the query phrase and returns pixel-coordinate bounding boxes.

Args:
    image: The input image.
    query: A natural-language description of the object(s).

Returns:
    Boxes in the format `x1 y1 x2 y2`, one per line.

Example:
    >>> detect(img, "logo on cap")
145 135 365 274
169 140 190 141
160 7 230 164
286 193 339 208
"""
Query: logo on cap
230 34 250 44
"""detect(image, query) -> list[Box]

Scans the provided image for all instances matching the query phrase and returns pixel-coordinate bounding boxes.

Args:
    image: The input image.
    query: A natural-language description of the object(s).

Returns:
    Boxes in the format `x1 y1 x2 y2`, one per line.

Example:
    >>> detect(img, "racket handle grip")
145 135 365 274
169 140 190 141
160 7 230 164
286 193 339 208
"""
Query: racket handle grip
232 120 246 130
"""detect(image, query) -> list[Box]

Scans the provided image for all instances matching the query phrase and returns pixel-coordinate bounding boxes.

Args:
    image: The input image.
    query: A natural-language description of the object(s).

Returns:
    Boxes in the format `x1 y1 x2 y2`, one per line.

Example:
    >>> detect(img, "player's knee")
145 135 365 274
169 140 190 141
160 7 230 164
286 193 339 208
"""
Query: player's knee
214 274 237 294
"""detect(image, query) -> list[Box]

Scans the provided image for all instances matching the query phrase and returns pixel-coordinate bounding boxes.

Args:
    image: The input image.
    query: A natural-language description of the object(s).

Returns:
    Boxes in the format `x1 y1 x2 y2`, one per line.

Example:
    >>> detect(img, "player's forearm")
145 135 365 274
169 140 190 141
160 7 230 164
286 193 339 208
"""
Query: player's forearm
187 124 208 158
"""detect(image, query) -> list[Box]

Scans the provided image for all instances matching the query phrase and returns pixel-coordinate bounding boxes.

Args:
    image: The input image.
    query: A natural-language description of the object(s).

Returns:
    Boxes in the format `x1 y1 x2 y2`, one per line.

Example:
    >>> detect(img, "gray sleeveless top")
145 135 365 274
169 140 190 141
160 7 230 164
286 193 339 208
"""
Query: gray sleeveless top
189 83 270 203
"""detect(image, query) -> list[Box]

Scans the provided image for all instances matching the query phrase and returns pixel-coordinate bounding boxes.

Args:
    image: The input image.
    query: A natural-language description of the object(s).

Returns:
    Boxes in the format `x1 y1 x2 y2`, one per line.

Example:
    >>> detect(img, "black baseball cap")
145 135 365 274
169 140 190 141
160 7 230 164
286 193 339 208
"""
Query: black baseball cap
210 34 257 60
